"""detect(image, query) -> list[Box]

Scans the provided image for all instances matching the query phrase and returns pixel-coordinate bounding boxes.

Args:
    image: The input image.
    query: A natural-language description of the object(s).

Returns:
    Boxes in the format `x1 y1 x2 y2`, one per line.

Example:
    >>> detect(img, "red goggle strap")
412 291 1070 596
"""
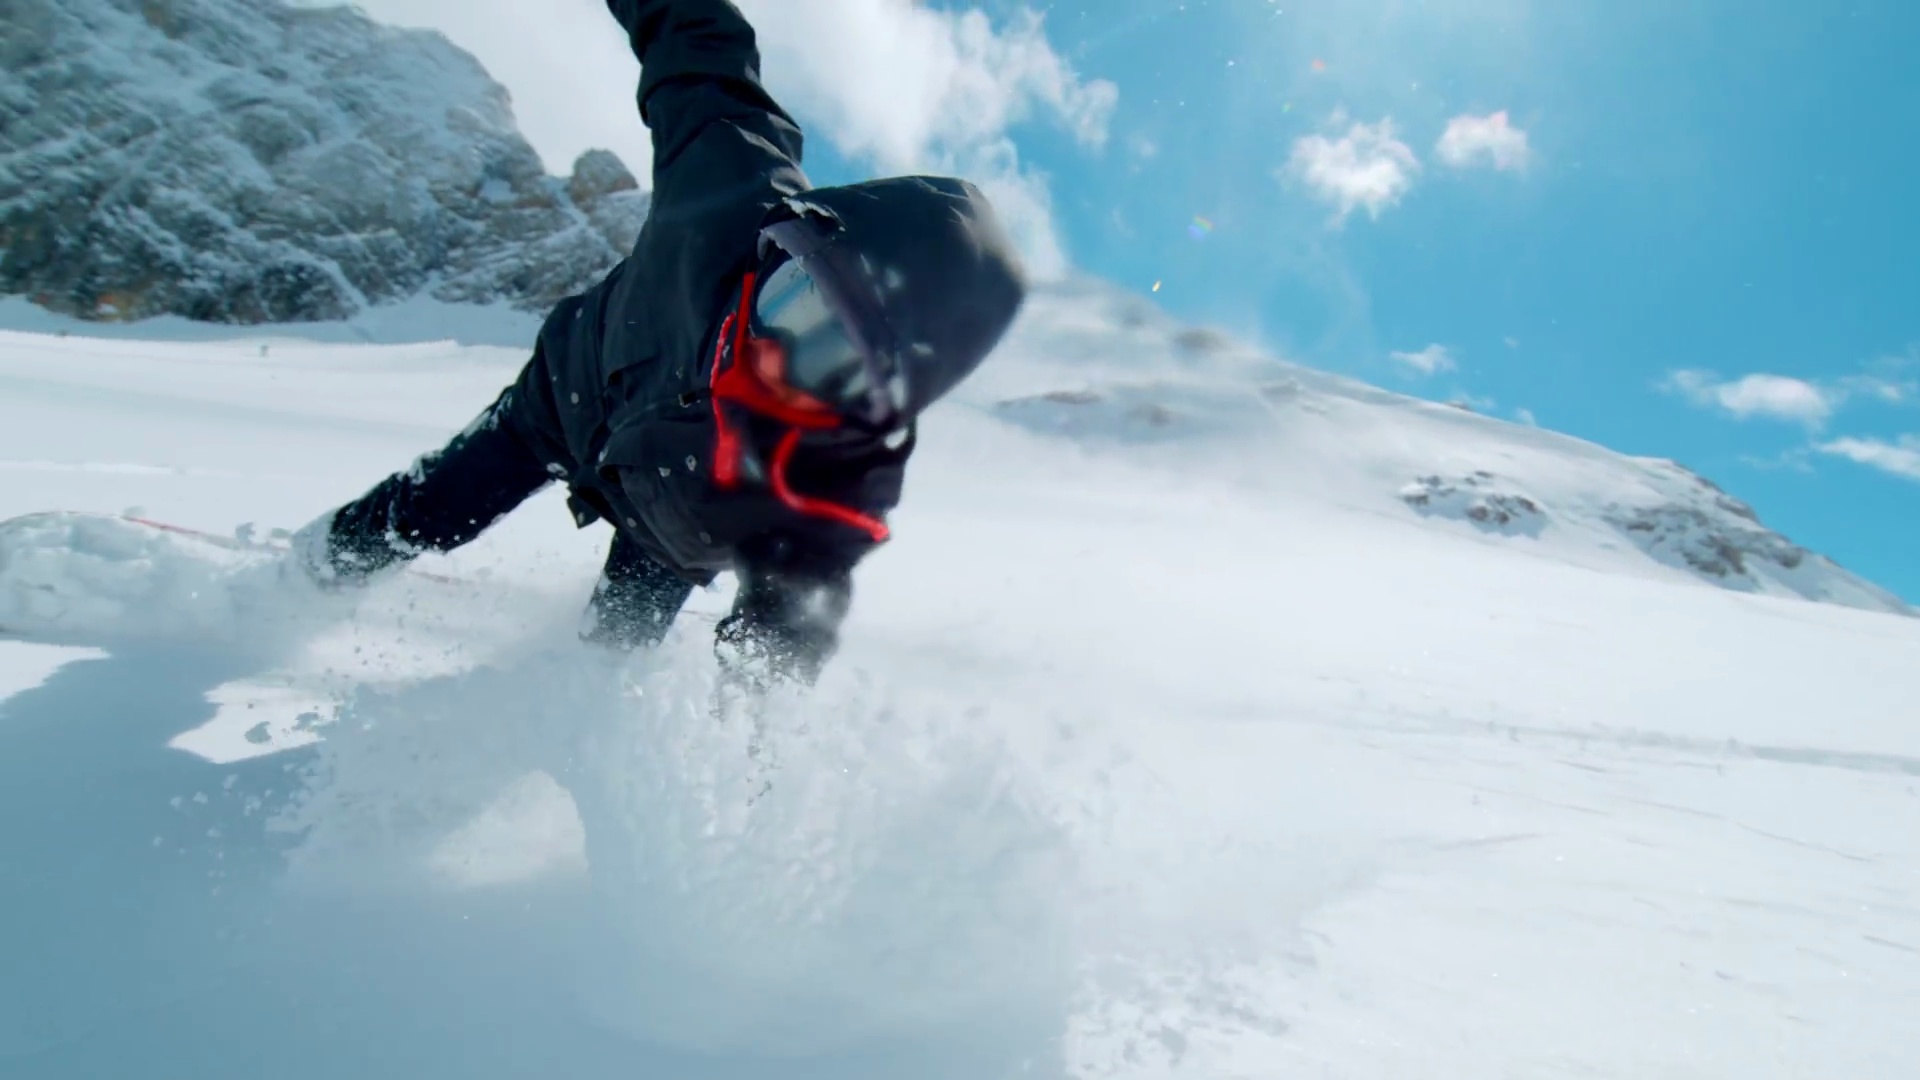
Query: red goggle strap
768 428 890 544
708 273 891 545
709 273 757 489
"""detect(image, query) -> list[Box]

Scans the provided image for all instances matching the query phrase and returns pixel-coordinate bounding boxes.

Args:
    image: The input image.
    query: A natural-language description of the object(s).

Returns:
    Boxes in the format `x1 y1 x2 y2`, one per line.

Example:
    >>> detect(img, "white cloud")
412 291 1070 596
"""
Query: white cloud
1514 407 1538 426
1284 117 1420 222
335 0 1113 280
930 138 1072 280
1662 365 1920 428
1740 448 1815 474
1816 436 1920 481
739 2 1114 165
736 1 1114 278
1661 370 1836 427
1836 373 1916 404
1390 343 1455 375
1711 375 1833 424
1435 110 1532 172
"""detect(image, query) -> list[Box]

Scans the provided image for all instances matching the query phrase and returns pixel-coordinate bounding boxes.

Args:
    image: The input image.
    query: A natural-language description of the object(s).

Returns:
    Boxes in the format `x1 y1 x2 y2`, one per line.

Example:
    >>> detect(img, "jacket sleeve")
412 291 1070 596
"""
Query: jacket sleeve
603 0 804 184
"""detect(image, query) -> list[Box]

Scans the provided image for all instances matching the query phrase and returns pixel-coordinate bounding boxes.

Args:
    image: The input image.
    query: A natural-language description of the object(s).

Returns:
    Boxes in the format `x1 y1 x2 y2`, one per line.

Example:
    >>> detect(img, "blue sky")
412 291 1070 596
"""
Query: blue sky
359 0 1917 600
986 0 1918 600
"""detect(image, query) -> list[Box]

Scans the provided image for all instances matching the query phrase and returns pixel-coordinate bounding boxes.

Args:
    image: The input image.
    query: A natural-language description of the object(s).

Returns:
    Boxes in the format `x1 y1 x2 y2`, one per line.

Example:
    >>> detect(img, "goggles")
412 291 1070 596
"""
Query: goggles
705 211 906 543
744 258 885 419
755 210 908 430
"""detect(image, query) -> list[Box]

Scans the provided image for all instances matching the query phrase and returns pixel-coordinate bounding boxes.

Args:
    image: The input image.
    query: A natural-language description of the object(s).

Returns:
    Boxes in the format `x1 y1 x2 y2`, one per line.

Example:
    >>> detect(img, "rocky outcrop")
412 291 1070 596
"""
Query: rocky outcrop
1600 461 1848 598
1400 472 1546 537
1400 459 1911 614
1603 502 1802 582
0 0 649 324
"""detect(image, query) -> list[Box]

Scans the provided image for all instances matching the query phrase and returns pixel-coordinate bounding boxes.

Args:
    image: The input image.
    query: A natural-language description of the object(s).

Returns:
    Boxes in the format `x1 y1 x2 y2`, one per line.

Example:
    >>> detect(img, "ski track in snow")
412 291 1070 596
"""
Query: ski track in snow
1 315 1917 1079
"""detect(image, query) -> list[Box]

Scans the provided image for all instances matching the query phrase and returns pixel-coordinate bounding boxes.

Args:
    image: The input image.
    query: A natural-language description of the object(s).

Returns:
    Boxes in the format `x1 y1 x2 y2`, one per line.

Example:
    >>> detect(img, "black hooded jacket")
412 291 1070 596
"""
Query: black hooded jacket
520 0 1026 674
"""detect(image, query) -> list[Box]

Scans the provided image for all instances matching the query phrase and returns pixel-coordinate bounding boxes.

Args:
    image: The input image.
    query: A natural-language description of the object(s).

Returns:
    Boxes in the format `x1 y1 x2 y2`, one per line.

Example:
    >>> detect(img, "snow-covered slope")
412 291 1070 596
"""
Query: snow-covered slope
972 276 1911 615
1 312 1917 1079
0 6 1913 1072
0 0 647 323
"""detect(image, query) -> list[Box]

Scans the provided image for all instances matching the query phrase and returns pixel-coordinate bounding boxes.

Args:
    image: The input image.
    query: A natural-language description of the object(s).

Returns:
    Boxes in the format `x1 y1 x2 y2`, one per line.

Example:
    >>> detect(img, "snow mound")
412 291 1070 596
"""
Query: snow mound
0 511 330 648
0 511 552 679
1 0 649 324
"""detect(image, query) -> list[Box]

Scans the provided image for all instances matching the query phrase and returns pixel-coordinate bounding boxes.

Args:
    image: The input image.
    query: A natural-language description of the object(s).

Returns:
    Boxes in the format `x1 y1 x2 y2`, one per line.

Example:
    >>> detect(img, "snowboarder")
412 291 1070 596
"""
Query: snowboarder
290 0 1026 689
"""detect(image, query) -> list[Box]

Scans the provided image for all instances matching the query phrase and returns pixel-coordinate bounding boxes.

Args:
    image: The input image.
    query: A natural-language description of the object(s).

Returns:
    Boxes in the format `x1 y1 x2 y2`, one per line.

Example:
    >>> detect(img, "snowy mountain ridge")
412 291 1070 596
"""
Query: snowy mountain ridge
971 277 1911 616
0 0 648 323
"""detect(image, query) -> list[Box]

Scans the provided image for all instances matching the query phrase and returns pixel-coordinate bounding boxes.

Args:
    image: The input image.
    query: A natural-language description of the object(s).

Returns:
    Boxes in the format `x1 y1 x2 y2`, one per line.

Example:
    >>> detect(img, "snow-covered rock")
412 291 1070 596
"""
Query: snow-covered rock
1400 471 1547 538
1595 457 1897 607
0 0 649 324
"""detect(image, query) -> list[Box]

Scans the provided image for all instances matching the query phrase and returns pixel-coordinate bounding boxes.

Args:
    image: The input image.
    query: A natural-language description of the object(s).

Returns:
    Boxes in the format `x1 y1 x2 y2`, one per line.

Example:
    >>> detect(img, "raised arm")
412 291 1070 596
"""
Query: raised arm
603 0 804 183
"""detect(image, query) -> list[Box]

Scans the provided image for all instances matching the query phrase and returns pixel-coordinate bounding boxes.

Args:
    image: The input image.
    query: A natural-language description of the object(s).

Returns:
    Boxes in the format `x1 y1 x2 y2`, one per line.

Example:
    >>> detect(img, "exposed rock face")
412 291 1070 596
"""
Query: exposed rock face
0 0 649 324
1605 502 1802 581
1395 459 1910 614
1401 472 1547 538
1601 461 1817 591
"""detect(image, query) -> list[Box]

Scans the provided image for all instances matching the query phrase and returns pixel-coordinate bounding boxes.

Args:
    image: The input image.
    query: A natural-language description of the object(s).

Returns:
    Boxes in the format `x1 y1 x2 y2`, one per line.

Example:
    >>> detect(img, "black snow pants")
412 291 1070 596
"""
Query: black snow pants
325 355 693 649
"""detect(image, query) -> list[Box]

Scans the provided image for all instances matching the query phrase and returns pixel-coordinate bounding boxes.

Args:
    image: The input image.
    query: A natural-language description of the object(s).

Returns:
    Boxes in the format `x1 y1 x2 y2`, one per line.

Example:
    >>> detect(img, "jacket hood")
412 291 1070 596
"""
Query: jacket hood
762 175 1027 420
